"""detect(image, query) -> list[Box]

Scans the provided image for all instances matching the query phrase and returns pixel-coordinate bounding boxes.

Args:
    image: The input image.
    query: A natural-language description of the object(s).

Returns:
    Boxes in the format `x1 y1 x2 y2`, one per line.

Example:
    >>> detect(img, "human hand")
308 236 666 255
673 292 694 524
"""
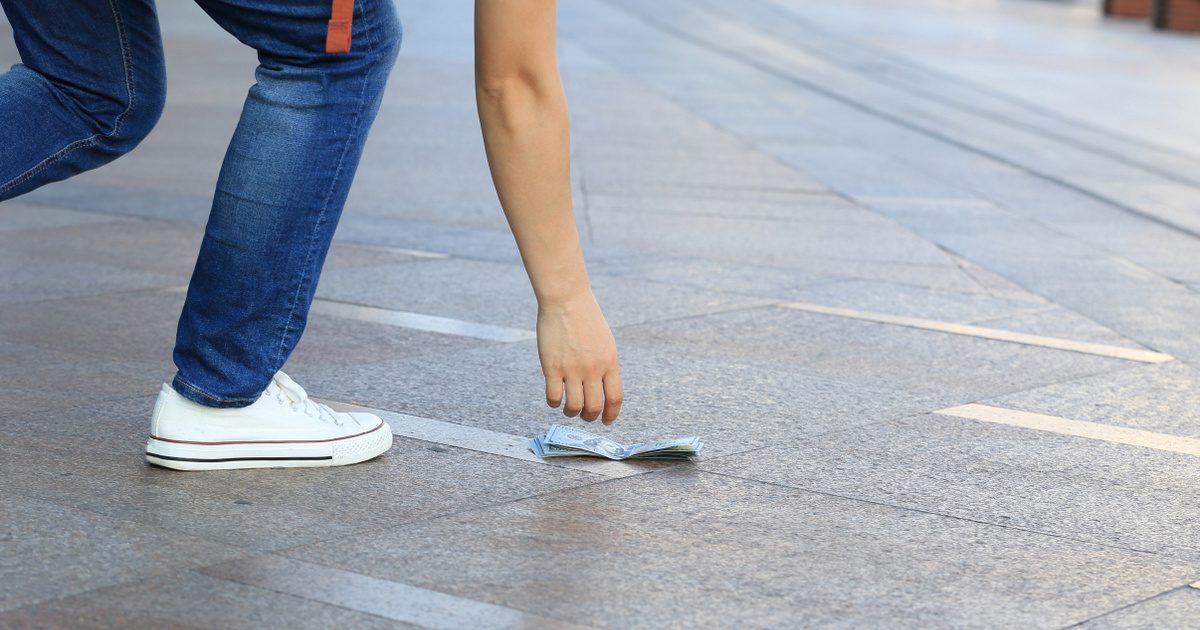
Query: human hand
536 290 623 425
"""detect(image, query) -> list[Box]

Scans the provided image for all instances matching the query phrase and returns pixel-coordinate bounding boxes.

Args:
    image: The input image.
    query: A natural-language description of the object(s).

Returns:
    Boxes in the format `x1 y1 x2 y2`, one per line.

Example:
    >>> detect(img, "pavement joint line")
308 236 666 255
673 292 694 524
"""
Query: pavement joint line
333 240 449 259
606 0 1200 241
316 398 653 479
309 299 536 343
779 301 1174 364
198 556 593 630
935 404 1200 458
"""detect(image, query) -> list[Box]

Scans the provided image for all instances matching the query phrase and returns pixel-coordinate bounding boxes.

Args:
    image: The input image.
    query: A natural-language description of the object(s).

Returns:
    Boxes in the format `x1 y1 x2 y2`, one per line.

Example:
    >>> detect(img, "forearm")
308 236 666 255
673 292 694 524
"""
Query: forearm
476 76 590 307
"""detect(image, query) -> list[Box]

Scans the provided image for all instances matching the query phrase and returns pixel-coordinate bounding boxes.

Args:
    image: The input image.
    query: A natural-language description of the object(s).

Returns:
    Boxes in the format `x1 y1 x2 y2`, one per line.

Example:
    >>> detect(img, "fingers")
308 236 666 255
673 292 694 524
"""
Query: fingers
601 370 623 425
563 378 585 418
545 376 563 408
581 378 604 422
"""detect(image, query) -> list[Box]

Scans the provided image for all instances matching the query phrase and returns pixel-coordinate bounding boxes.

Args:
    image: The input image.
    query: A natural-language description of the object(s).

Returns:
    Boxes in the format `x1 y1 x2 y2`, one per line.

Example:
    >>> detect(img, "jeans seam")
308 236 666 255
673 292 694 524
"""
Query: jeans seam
0 137 100 196
270 0 378 371
174 373 261 403
0 0 139 196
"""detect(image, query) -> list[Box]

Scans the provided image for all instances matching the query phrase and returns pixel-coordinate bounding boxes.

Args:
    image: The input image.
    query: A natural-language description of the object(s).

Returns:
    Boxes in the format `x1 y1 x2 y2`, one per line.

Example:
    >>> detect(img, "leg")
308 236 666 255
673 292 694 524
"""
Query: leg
0 0 166 200
170 0 401 407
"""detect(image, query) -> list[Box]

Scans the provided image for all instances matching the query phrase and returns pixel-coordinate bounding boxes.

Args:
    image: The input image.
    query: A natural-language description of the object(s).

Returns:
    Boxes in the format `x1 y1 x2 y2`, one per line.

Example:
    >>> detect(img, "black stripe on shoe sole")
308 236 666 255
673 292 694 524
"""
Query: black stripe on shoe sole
146 452 333 463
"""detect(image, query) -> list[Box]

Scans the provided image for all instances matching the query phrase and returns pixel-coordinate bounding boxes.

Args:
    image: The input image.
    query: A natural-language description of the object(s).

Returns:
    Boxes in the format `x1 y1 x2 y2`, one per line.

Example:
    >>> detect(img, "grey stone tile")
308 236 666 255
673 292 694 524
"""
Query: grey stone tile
298 339 955 458
0 496 245 613
0 570 410 630
1081 587 1200 629
583 189 865 222
983 362 1200 437
587 255 839 297
968 306 1150 350
588 203 955 269
0 253 182 306
763 145 977 199
288 304 494 371
702 412 1200 562
0 291 181 364
318 240 441 271
615 306 1129 400
286 471 1198 628
0 396 605 551
0 202 130 232
20 181 215 226
781 278 1049 322
331 214 524 264
0 348 166 416
200 555 584 628
0 286 487 368
315 257 773 330
577 149 825 195
0 216 201 277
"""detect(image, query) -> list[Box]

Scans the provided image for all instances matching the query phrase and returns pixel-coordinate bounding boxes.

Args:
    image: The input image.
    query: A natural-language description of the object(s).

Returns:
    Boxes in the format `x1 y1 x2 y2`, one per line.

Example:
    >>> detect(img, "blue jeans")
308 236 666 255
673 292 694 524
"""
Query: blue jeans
0 0 401 407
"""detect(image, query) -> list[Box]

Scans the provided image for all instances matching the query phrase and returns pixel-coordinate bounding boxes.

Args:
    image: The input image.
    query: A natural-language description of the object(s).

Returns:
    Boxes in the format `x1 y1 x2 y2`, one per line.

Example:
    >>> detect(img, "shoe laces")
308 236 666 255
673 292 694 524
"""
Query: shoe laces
269 370 343 426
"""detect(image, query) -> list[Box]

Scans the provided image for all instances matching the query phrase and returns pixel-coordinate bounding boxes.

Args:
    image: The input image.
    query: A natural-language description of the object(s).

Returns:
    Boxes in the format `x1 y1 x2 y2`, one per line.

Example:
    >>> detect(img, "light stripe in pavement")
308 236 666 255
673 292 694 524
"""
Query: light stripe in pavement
935 403 1200 457
780 302 1173 364
201 555 589 630
309 299 536 343
338 242 449 259
318 398 649 478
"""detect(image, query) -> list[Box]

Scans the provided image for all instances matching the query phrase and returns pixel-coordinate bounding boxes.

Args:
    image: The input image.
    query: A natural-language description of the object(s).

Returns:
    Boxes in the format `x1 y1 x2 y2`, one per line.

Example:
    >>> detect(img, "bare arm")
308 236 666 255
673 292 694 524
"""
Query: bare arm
475 0 623 424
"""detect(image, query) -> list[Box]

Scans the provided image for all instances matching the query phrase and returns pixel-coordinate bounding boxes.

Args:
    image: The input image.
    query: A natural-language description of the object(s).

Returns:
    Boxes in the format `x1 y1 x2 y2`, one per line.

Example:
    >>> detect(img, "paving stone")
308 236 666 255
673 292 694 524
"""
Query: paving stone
583 190 864 223
966 306 1148 350
0 347 166 416
0 202 130 232
0 396 605 551
983 361 1200 437
0 282 486 369
19 180 216 225
200 555 584 629
332 214 524 263
702 412 1200 563
762 145 977 199
0 216 203 276
0 570 410 630
298 339 955 458
0 496 245 613
587 255 839 297
588 204 955 269
0 252 182 305
321 240 444 270
0 291 182 364
615 306 1129 400
780 278 1049 322
286 470 1199 628
315 257 773 331
1081 587 1200 629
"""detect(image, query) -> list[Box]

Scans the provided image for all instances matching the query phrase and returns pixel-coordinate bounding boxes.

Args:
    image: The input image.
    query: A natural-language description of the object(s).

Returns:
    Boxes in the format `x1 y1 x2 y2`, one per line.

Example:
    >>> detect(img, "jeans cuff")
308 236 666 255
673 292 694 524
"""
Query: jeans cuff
171 373 261 409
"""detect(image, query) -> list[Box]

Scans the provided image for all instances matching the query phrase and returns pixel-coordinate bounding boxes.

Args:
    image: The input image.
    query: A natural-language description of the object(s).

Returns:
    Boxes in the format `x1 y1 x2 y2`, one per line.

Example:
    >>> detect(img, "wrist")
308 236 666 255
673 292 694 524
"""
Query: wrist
536 284 595 311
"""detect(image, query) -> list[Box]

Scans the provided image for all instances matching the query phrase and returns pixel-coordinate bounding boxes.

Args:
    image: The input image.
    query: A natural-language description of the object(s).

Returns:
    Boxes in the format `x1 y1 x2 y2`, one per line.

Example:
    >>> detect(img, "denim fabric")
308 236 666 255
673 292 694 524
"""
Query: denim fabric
0 0 401 407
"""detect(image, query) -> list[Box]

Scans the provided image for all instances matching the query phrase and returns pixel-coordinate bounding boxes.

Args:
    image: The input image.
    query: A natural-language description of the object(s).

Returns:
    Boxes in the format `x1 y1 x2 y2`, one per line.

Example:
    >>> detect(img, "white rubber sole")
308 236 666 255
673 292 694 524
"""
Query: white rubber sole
145 421 394 471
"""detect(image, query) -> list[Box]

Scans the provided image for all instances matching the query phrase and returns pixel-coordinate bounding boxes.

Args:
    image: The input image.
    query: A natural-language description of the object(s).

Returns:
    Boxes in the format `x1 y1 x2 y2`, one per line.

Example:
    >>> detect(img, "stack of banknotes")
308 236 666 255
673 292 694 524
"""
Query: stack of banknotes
529 424 704 461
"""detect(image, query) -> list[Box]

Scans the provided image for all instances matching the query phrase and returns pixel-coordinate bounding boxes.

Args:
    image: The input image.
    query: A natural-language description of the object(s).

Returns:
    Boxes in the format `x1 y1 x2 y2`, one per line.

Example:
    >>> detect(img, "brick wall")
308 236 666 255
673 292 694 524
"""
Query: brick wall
1155 0 1200 30
1105 0 1151 16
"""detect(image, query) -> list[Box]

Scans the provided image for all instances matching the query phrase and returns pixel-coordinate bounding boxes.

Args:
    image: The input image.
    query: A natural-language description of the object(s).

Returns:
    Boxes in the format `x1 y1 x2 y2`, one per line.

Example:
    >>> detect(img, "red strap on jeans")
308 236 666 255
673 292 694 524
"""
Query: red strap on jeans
326 0 354 53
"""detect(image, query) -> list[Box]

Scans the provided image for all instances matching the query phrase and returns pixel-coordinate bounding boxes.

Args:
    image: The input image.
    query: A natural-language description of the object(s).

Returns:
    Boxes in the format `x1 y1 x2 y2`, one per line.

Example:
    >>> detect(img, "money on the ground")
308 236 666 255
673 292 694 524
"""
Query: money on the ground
528 424 703 461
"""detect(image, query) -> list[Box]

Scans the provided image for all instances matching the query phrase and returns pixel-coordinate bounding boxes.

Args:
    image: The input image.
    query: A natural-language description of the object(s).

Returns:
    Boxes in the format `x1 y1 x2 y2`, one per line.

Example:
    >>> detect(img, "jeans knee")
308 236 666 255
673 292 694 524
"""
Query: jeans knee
100 76 166 155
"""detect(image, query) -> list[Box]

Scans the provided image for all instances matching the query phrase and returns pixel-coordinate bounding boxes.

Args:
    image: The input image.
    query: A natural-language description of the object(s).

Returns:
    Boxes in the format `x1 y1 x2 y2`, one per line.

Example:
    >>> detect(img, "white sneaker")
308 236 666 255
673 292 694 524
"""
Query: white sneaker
145 370 393 471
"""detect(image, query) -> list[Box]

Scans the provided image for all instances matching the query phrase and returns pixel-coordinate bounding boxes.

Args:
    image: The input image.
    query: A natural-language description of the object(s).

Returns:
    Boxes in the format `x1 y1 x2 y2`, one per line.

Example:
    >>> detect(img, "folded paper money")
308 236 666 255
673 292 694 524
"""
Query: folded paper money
529 424 703 461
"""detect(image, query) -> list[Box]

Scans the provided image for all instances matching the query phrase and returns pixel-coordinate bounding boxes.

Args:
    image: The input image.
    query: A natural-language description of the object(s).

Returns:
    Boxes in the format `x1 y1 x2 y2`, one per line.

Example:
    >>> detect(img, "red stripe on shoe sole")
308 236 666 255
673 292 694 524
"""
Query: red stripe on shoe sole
149 419 386 446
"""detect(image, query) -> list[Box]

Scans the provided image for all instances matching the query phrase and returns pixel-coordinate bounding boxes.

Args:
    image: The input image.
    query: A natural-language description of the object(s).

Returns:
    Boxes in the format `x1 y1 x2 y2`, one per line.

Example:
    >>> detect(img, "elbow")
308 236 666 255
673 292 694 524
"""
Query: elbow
475 70 561 109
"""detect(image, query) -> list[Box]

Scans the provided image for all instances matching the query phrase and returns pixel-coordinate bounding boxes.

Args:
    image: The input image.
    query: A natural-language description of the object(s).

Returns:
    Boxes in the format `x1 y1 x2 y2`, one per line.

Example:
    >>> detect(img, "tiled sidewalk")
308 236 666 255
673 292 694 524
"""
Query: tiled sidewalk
4 0 1200 626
